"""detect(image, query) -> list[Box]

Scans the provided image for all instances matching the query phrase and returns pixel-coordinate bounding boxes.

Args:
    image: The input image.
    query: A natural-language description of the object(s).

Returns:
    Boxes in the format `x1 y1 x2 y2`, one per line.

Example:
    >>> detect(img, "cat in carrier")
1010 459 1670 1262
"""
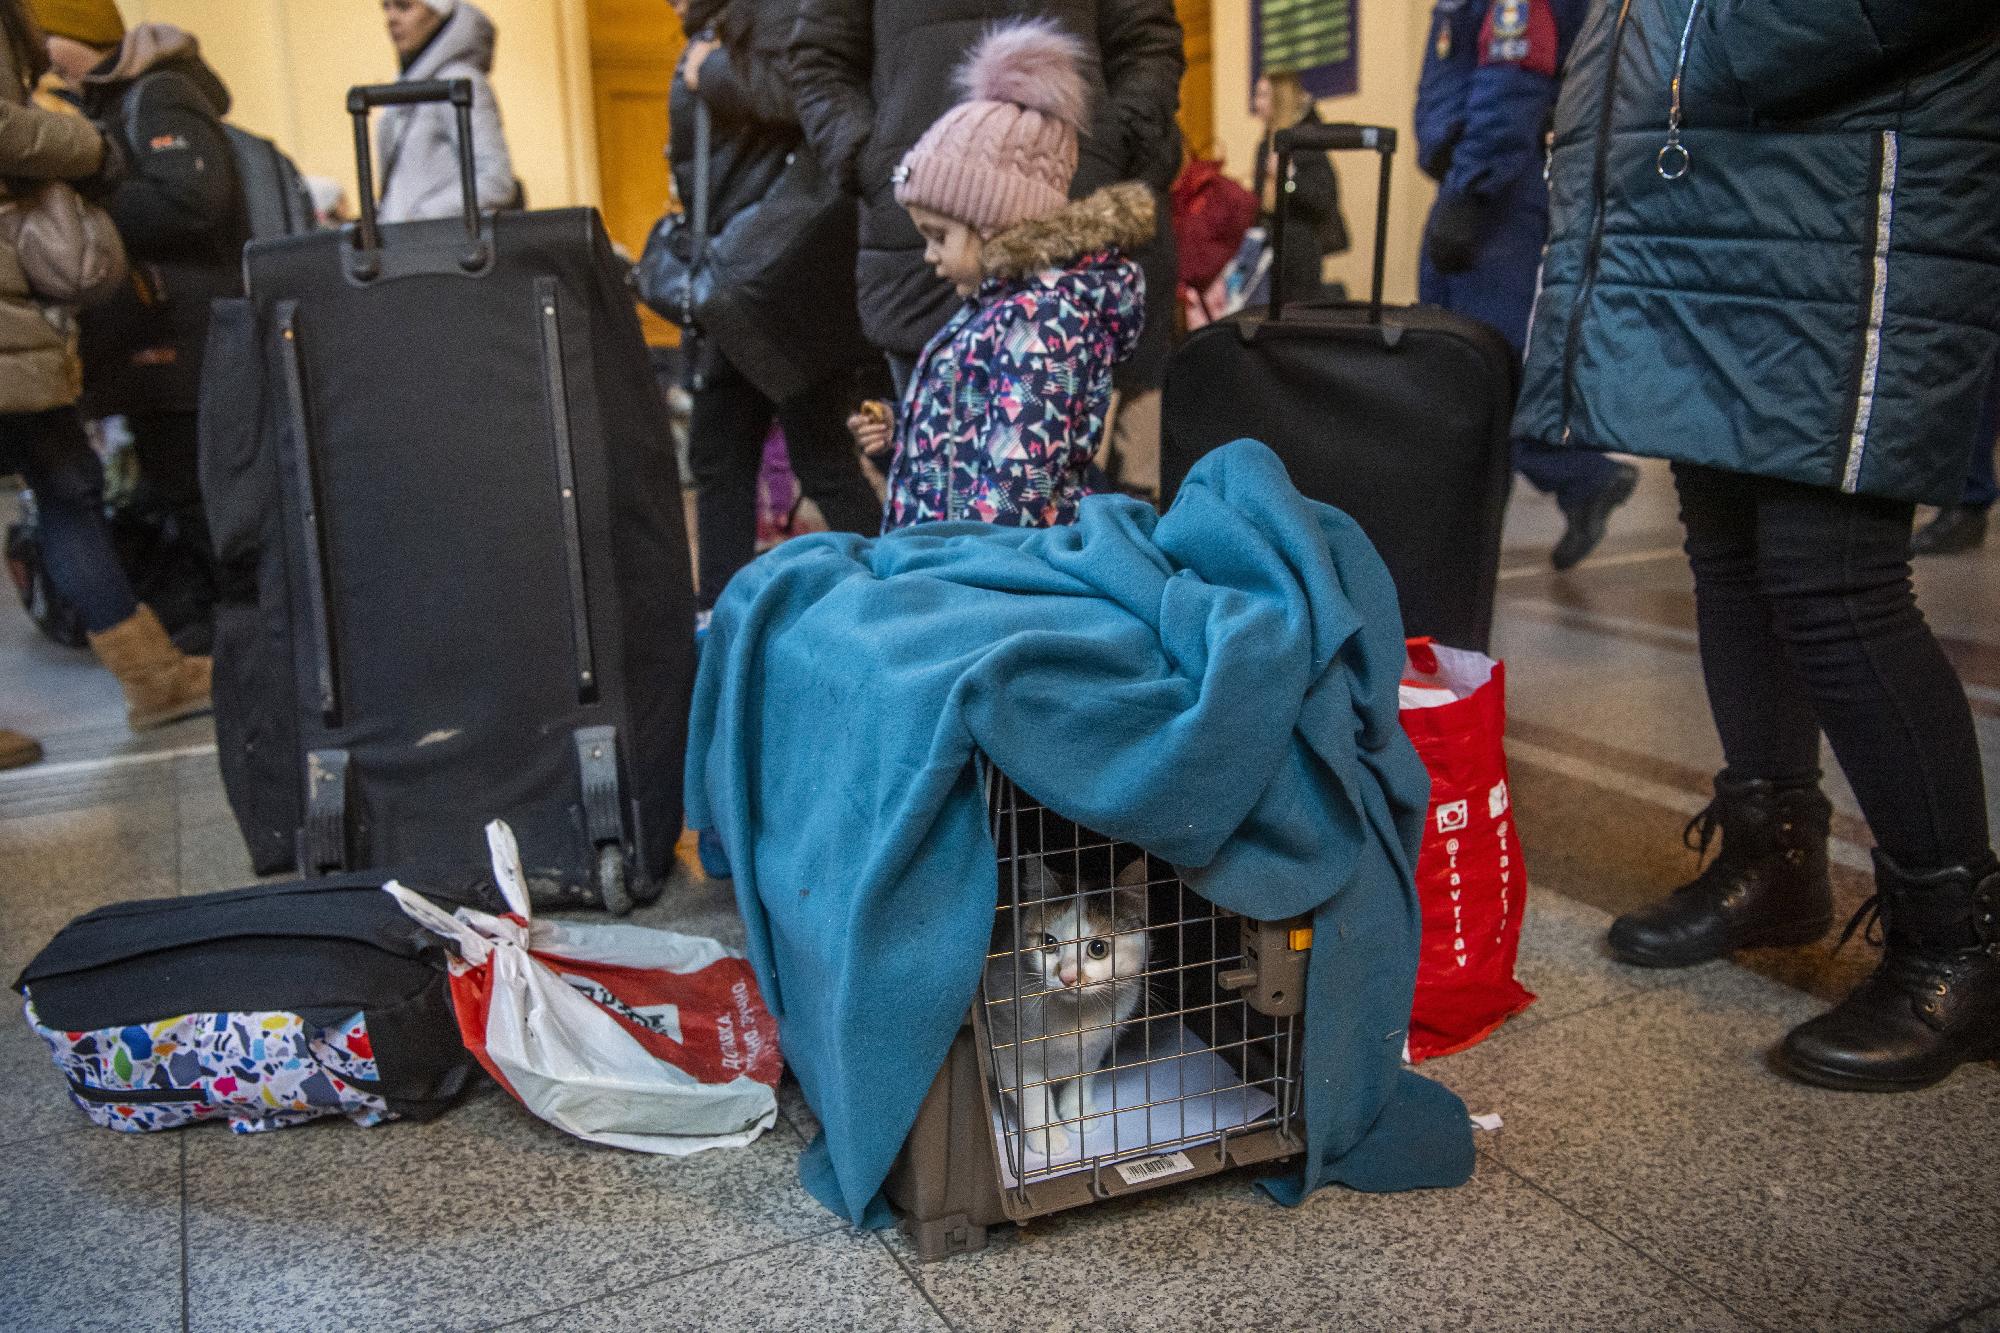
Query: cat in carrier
982 853 1152 1156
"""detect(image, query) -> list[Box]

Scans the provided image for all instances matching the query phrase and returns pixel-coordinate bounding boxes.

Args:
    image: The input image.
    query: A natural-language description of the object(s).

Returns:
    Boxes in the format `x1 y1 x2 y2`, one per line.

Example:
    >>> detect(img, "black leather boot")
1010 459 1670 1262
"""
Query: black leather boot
1778 852 2000 1091
1608 773 1834 967
1909 504 1988 557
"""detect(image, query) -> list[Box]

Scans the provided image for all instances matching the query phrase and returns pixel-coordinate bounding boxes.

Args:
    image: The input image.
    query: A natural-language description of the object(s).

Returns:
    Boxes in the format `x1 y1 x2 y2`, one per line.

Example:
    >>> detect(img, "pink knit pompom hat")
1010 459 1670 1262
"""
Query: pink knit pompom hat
894 19 1092 233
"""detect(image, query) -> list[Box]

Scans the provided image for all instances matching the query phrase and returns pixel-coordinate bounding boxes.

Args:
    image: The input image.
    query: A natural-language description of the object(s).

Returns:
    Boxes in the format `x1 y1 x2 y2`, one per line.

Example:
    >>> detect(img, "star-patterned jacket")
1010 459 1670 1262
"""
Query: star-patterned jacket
884 182 1152 530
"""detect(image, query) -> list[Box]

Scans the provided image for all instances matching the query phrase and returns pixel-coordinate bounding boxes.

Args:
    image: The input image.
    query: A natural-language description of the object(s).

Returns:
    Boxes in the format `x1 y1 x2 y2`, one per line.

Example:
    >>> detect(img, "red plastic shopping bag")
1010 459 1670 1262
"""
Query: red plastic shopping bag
386 822 783 1154
1400 639 1536 1061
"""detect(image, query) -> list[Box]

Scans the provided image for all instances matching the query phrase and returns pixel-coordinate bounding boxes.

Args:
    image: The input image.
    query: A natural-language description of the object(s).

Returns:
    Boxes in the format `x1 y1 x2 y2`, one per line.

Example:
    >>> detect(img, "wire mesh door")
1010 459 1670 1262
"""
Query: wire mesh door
977 770 1304 1202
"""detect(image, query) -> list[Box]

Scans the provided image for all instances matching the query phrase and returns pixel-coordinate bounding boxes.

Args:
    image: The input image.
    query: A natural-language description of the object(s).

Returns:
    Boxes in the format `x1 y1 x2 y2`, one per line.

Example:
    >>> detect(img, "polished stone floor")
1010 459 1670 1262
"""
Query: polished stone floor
2 467 1995 1332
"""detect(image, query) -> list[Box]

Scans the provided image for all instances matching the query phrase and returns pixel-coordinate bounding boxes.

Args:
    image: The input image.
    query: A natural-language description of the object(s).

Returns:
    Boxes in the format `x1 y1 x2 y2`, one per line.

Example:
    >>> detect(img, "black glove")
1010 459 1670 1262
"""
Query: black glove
1424 192 1493 275
75 129 130 202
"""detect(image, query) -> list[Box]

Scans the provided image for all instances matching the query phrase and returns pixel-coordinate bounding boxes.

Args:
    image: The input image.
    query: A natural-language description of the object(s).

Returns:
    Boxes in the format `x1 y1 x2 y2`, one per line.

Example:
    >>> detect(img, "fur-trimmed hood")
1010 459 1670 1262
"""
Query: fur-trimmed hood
982 182 1156 282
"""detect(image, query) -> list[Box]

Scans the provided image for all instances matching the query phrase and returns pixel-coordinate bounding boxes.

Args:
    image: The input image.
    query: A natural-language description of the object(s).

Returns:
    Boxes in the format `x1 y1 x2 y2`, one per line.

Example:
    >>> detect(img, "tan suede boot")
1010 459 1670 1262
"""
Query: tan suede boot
88 606 214 731
0 729 44 771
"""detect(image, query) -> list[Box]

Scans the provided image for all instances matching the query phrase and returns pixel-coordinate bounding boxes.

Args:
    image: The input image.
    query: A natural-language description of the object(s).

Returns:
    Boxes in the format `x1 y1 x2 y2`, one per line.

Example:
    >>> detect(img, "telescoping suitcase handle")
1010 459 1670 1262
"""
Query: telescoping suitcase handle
345 78 490 280
1268 122 1397 326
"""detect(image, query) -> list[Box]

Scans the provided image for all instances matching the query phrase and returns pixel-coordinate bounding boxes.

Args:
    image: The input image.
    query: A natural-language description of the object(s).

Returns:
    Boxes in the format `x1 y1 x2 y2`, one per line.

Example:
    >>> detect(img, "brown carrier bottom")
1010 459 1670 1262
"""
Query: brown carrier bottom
886 771 1312 1260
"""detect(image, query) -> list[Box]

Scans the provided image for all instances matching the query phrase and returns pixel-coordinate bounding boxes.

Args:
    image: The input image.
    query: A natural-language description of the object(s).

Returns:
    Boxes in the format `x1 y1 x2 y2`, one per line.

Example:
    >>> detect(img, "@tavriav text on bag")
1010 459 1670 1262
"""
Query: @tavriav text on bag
1400 639 1537 1061
386 821 783 1156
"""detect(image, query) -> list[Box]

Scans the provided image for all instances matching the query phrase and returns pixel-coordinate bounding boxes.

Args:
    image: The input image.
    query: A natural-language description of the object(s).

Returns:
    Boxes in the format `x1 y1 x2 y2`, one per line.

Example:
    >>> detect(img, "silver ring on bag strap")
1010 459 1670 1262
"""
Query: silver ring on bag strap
1658 0 1704 182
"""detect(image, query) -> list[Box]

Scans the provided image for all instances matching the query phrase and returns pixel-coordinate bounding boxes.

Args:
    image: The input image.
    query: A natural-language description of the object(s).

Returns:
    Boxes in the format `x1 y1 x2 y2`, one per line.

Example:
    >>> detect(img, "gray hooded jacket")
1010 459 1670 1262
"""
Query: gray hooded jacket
376 2 514 225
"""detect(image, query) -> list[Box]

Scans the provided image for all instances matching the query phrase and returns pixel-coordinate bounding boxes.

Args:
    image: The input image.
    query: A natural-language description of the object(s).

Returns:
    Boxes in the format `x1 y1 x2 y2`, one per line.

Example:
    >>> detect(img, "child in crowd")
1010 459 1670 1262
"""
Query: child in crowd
847 19 1152 530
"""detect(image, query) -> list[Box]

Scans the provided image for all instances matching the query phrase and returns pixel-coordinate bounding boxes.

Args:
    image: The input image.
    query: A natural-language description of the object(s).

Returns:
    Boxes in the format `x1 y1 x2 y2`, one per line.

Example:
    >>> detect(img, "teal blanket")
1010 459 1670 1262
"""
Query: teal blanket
685 441 1473 1225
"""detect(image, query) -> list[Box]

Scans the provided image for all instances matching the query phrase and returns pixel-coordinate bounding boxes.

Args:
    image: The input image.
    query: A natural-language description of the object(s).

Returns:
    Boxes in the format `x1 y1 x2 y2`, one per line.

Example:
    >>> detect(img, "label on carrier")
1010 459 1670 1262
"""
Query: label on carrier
1113 1151 1197 1187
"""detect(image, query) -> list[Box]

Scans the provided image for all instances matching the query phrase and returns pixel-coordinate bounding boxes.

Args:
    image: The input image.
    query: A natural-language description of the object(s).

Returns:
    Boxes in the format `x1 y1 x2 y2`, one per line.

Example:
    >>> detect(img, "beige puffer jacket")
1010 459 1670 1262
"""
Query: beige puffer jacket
1 40 106 415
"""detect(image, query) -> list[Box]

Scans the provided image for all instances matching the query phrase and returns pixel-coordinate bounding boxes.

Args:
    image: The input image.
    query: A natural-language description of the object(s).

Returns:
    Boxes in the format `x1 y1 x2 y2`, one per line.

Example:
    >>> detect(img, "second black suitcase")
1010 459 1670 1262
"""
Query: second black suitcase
201 81 694 910
1161 124 1519 653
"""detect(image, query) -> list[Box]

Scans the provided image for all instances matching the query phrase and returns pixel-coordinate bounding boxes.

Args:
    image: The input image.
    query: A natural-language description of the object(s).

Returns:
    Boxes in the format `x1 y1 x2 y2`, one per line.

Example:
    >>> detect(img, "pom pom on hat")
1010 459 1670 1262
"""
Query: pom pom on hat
955 19 1090 133
895 19 1094 235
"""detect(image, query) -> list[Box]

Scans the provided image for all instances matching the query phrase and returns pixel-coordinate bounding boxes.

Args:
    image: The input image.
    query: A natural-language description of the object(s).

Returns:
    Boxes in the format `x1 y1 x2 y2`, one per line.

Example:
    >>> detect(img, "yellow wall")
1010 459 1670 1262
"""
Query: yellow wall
111 0 601 213
107 0 1432 301
1212 0 1436 304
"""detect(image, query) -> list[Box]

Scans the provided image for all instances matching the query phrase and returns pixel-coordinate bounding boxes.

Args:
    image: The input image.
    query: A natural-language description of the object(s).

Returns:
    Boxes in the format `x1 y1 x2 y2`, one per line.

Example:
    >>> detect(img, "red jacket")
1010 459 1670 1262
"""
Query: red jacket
1170 156 1258 291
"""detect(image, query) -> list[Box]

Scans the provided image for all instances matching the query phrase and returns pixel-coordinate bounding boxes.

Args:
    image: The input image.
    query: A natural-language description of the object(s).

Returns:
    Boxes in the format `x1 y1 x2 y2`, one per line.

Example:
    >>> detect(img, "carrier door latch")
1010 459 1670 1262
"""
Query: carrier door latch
1219 916 1312 1018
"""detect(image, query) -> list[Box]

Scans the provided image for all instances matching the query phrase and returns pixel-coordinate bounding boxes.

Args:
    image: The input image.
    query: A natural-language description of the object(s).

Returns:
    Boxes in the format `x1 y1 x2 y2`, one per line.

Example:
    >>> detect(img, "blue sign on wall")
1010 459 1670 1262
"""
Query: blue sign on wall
1252 0 1359 100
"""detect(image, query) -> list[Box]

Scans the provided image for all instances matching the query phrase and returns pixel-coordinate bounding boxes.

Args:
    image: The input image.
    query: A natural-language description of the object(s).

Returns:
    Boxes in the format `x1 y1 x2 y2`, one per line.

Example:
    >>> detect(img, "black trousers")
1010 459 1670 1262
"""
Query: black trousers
1675 462 1991 870
689 353 881 609
0 408 136 633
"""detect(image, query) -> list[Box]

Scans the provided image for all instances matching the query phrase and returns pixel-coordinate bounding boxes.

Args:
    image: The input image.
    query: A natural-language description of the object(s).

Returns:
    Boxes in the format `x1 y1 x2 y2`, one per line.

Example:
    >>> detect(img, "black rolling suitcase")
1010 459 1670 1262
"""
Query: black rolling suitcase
1161 124 1518 652
200 81 694 911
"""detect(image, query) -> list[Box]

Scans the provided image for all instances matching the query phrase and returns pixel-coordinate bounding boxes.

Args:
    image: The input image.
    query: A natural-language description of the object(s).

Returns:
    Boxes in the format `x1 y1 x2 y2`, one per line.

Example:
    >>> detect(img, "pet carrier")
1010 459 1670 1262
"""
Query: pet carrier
886 770 1313 1259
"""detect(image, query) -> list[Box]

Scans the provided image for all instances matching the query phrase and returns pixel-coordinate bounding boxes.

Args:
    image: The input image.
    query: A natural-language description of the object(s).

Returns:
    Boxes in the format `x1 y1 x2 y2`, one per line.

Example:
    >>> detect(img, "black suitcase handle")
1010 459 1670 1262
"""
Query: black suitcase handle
1269 122 1396 325
346 78 488 279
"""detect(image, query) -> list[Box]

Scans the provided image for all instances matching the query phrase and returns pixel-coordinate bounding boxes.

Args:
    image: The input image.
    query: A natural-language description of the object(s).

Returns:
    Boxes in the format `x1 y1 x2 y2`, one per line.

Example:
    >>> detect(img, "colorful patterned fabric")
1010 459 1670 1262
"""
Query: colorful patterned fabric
884 249 1144 530
25 999 394 1134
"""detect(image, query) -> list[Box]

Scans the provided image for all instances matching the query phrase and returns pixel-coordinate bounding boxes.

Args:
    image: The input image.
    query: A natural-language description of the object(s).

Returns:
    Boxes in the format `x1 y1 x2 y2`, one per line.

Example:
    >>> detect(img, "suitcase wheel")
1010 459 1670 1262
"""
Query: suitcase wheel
597 844 634 916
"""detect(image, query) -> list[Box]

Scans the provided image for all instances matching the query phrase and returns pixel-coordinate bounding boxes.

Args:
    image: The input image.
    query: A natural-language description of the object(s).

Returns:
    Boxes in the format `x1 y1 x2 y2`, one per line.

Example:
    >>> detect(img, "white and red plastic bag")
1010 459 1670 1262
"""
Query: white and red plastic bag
1400 640 1536 1061
386 823 782 1154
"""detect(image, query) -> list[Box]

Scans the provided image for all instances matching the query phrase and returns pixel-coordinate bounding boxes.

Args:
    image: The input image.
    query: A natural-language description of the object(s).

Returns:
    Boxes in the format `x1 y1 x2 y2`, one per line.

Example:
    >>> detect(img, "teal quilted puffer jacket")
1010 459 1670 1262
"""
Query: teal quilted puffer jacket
1514 0 2000 505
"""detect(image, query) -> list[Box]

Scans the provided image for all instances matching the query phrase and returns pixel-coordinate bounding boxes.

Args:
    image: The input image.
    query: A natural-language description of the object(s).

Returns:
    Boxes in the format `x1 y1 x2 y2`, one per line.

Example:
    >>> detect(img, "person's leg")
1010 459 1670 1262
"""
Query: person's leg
1608 463 1833 966
3 408 138 633
125 410 218 643
688 356 773 610
1751 479 1989 871
1518 441 1641 571
772 374 883 539
1674 464 1827 781
2 408 209 730
1748 476 1999 1088
1106 388 1162 500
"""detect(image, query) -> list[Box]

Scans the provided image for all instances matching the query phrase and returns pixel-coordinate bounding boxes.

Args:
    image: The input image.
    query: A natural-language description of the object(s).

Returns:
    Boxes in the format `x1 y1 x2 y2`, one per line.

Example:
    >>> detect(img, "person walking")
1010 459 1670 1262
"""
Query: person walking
1250 70 1346 305
669 0 882 614
1517 0 2000 1090
790 0 1184 398
1417 0 1639 571
376 0 514 224
2 0 211 768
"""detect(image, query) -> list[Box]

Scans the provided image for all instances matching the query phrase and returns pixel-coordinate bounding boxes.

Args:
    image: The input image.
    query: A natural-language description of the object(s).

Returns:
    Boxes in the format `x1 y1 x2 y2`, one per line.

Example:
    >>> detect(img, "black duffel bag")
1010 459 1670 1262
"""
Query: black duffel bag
15 872 495 1135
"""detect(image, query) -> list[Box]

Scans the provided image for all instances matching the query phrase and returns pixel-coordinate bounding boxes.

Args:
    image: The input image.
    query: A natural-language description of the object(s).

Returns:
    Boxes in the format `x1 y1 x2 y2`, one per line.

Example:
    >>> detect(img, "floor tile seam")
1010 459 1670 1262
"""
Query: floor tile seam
462 1224 853 1333
0 1122 97 1154
178 1133 191 1333
1932 1293 2000 1332
1456 984 1670 1067
873 1228 961 1333
1484 988 1654 1040
1482 1154 1775 1333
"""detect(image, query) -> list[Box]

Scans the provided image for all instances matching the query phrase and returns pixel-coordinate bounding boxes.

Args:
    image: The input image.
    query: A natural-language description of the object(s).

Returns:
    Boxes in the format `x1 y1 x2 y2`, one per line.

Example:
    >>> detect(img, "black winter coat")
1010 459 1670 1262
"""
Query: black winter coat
669 0 867 397
74 33 247 417
1253 107 1349 305
790 0 1184 363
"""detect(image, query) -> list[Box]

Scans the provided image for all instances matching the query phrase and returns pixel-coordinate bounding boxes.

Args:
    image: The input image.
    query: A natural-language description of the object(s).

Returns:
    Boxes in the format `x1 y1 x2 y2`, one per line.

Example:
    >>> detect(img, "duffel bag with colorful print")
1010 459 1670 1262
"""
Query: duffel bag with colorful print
14 872 492 1135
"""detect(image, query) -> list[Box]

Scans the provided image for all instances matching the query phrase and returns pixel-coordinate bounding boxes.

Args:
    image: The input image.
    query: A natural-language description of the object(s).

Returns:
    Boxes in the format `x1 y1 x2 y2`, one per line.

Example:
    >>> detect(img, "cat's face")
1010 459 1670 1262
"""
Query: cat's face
1002 857 1151 997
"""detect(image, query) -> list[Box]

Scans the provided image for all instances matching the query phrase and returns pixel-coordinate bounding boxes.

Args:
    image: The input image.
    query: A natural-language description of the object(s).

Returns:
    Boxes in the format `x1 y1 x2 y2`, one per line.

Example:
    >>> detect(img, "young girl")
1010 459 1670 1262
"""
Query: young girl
848 19 1153 531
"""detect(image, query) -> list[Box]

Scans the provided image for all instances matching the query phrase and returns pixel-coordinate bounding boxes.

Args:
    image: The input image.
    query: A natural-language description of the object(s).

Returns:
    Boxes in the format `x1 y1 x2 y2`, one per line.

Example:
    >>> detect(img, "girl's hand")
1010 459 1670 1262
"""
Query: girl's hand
848 402 893 458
